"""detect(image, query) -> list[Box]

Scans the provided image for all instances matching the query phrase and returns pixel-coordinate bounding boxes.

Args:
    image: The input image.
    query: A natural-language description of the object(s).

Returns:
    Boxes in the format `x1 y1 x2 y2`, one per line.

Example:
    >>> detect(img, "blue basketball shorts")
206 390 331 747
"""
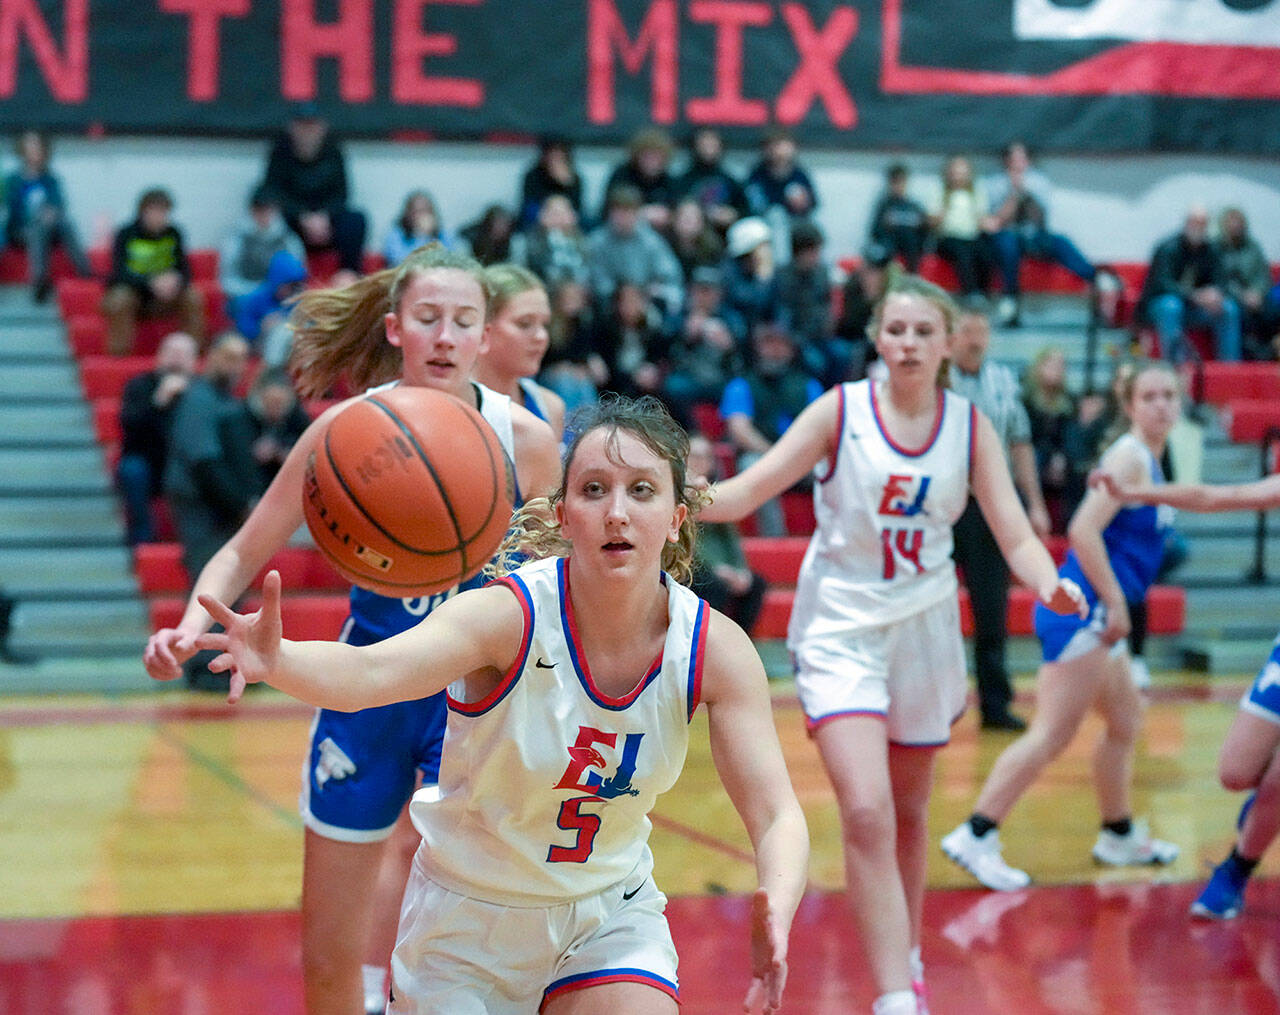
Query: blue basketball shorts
1240 635 1280 727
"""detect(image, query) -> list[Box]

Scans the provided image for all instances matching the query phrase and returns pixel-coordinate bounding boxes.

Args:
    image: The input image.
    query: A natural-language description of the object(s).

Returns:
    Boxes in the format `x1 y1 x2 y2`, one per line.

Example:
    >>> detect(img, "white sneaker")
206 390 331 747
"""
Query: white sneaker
1091 820 1179 866
941 823 1031 891
1129 657 1152 690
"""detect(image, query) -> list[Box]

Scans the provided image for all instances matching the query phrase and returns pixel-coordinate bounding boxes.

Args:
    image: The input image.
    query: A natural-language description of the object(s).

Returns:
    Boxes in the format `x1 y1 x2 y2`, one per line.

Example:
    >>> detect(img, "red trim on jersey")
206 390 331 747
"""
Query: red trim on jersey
805 709 886 735
540 970 679 1011
968 402 977 484
870 381 946 458
818 383 846 485
686 599 709 720
446 574 531 715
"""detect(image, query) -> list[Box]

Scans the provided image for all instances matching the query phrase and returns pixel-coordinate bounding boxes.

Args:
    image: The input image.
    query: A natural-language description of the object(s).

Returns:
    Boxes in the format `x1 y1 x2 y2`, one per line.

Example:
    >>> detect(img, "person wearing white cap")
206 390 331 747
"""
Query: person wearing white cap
723 216 781 331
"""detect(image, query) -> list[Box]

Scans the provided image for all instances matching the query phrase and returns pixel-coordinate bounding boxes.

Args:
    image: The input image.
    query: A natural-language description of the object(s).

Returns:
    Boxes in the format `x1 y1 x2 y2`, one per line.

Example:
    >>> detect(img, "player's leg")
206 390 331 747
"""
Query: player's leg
543 983 678 1015
363 803 423 1014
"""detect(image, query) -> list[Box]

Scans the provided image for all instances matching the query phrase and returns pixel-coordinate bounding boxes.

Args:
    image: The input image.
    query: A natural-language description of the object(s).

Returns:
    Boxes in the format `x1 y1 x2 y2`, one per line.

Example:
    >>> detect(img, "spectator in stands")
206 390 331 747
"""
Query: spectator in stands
115 331 199 545
777 220 838 383
602 127 678 233
593 281 669 400
538 278 602 413
4 130 91 302
722 215 781 334
518 136 584 228
929 155 995 303
383 190 454 266
458 203 515 266
162 332 255 688
949 309 1052 731
745 128 818 224
231 249 307 367
868 163 929 273
686 433 767 634
833 241 897 380
1022 345 1080 534
1215 207 1273 359
585 184 683 314
219 184 306 316
510 193 590 289
242 368 310 488
1138 205 1242 363
665 196 724 280
662 265 745 429
102 188 205 356
676 127 747 233
720 320 823 537
264 103 368 282
985 142 1103 328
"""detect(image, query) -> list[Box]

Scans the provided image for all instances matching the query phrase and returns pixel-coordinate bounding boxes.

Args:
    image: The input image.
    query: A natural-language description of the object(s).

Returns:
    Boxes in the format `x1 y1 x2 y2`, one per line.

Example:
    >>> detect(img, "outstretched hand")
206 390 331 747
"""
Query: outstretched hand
1042 576 1088 619
143 626 200 682
743 888 787 1014
193 570 284 704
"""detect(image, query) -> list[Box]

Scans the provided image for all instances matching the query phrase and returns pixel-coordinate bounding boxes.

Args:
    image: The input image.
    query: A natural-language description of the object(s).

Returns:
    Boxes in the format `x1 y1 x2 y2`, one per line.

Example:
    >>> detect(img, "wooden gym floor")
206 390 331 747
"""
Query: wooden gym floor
1 671 1277 1014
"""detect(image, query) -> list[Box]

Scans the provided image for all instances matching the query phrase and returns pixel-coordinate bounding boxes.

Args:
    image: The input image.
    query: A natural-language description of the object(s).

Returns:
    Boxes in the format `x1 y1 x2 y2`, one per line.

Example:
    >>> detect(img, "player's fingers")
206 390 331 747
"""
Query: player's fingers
261 570 282 618
206 652 236 674
193 632 229 654
197 593 238 629
227 671 247 705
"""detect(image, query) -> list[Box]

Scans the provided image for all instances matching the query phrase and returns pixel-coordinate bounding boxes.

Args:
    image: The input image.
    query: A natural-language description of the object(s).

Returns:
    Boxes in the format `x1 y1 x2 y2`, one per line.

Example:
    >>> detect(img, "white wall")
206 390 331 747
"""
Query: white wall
40 136 1280 266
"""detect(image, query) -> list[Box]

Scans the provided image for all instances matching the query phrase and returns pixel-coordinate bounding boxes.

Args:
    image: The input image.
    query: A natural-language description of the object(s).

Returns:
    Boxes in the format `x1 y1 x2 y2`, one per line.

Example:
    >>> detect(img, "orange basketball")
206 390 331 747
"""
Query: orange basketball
302 386 515 597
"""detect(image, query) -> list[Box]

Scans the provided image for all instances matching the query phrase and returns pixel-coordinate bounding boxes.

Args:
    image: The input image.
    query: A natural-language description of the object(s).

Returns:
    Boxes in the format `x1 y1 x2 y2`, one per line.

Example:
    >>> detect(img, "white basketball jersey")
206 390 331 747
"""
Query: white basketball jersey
789 380 975 643
411 555 710 906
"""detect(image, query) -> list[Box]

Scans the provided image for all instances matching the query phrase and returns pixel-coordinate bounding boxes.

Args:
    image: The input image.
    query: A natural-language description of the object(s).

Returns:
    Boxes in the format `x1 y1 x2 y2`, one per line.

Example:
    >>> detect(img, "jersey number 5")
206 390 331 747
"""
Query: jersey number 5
881 527 924 580
547 797 601 863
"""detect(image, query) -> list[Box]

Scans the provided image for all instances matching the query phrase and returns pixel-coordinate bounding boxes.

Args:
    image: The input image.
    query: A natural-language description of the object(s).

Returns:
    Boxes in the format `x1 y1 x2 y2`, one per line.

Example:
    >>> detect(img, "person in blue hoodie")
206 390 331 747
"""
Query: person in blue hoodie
232 248 308 366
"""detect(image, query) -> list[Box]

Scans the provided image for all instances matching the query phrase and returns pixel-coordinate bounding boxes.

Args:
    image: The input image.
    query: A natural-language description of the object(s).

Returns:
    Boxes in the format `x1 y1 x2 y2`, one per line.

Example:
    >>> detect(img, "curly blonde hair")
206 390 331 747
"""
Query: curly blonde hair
287 243 489 399
490 395 708 584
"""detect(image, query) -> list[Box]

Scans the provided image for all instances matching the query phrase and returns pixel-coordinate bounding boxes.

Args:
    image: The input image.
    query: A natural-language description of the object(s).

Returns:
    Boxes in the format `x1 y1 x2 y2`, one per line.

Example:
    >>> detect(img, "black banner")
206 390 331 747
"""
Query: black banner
1 0 1278 153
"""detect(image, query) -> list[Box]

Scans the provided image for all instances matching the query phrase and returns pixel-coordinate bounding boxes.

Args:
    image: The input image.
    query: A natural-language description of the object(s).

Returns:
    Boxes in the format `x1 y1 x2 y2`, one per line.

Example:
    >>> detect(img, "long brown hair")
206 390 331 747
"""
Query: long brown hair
287 243 488 399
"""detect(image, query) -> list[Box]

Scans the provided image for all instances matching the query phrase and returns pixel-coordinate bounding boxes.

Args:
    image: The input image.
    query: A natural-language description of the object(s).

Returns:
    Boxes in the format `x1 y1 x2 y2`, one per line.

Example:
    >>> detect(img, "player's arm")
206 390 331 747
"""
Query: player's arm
196 575 525 709
510 403 562 500
143 398 357 681
971 411 1084 616
1093 471 1280 514
700 388 839 524
701 611 809 1014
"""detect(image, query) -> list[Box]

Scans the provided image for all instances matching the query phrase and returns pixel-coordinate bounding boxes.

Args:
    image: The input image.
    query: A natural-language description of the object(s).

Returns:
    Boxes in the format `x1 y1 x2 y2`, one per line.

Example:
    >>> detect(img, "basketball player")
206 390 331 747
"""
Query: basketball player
699 275 1085 1015
143 244 561 1015
475 263 566 441
190 395 809 1015
1090 466 1280 919
942 361 1183 893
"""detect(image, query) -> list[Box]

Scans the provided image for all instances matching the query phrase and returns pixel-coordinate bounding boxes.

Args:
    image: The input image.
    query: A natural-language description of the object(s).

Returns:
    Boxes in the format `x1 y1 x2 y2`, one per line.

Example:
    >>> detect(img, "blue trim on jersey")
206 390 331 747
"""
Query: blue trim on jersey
446 573 533 716
543 967 679 1002
870 381 946 457
557 558 665 710
686 600 709 721
519 377 548 422
817 383 846 485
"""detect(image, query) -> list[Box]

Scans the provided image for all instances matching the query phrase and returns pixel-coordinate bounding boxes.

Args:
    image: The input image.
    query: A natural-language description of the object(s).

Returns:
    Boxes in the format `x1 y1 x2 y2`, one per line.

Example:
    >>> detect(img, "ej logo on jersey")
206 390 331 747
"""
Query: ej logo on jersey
555 726 644 799
878 473 932 518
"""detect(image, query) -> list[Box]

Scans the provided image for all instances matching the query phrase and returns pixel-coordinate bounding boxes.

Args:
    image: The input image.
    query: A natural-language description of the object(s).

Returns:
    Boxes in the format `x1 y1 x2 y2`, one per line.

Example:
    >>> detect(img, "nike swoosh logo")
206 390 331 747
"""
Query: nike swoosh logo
536 657 556 669
622 880 646 901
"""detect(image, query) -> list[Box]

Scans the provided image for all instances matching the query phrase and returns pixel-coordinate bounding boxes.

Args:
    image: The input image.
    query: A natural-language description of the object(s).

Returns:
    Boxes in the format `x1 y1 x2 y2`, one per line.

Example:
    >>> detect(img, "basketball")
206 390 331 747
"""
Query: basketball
302 386 516 597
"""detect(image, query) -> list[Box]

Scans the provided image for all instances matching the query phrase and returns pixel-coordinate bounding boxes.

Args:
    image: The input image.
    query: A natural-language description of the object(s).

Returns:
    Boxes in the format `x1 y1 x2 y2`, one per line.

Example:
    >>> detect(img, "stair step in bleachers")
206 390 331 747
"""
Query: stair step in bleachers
0 546 138 599
148 594 349 643
0 403 95 447
9 598 152 659
0 362 83 402
0 321 71 360
0 447 112 495
0 494 123 547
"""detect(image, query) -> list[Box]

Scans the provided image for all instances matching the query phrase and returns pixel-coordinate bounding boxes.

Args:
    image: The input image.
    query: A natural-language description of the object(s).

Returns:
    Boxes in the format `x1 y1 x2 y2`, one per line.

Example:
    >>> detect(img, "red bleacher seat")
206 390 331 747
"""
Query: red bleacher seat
92 396 122 446
690 402 724 441
57 278 106 319
1200 363 1280 407
149 594 349 640
0 245 88 285
67 315 108 358
1226 399 1280 444
135 543 348 594
187 248 218 283
87 247 112 278
306 249 387 282
80 355 154 399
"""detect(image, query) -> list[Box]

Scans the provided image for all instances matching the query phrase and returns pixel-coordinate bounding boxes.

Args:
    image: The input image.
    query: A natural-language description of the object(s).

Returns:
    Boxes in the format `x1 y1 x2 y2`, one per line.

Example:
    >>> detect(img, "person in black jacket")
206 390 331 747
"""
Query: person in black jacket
115 331 199 545
264 103 368 280
518 136 584 228
101 189 206 355
868 163 928 273
676 127 747 234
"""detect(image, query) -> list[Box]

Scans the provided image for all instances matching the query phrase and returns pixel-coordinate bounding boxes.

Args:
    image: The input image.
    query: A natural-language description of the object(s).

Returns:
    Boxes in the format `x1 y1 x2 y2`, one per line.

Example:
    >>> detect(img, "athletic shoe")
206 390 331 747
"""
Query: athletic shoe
941 823 1031 891
1091 820 1180 866
1190 858 1247 920
1128 657 1152 690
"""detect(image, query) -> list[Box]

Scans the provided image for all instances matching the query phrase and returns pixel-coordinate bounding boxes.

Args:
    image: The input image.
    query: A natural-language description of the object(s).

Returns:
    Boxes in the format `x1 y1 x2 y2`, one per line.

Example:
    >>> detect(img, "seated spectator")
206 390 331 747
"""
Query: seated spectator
985 141 1104 327
510 194 590 289
676 127 747 233
518 136 584 228
242 368 311 488
745 128 818 261
594 282 669 400
4 130 91 301
719 321 823 537
232 249 308 366
102 188 205 356
602 127 678 233
1021 345 1078 533
219 184 306 312
665 197 724 280
1138 205 1242 363
662 265 745 429
928 155 995 302
538 279 602 413
722 216 781 333
1215 207 1273 359
383 190 454 266
115 331 199 545
458 204 516 266
833 241 897 380
868 163 929 273
686 433 767 634
264 102 368 282
776 220 839 383
586 184 683 314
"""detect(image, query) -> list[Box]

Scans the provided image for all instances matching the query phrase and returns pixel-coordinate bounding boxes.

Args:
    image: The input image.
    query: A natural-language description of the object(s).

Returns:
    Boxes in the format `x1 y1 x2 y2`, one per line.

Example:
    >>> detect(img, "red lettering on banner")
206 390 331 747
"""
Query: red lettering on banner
587 0 678 124
685 0 769 125
392 0 484 106
281 0 374 102
775 4 857 128
0 0 87 102
159 0 250 102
